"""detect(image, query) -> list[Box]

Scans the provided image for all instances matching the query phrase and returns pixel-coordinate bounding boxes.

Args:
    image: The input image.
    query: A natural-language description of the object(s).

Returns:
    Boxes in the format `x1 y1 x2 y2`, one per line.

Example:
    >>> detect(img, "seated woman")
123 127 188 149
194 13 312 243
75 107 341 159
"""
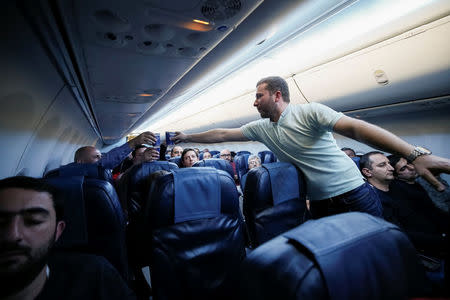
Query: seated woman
181 148 199 167
202 151 212 159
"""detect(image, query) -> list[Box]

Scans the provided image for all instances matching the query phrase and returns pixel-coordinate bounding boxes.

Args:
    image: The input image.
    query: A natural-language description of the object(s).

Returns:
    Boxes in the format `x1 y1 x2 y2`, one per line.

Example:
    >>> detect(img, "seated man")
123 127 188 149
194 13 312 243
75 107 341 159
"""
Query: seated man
341 147 356 158
74 131 156 169
360 152 448 254
248 155 262 170
0 176 135 300
181 148 199 167
220 149 238 181
170 145 183 158
113 144 148 178
388 155 450 215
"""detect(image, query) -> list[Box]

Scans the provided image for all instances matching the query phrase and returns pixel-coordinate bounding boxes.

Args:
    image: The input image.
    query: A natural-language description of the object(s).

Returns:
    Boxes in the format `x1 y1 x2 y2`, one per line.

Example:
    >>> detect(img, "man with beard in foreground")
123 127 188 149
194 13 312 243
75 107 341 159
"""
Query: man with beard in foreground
0 176 135 300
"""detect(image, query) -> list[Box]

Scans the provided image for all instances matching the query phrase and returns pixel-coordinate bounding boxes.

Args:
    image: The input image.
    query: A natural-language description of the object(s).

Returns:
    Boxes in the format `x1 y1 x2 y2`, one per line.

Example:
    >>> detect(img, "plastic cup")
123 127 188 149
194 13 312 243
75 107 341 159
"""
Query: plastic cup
154 133 160 146
166 132 176 145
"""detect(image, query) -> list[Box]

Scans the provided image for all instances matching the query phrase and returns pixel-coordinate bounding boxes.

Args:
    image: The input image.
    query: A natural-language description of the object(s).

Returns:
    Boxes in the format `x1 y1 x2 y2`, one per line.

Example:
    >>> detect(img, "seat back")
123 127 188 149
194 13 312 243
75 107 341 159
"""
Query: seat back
44 162 113 183
144 168 246 300
234 153 250 182
168 156 182 167
236 150 251 156
45 176 128 279
209 150 220 156
352 156 360 169
258 150 277 164
243 162 307 247
193 158 234 179
116 161 178 216
240 212 429 300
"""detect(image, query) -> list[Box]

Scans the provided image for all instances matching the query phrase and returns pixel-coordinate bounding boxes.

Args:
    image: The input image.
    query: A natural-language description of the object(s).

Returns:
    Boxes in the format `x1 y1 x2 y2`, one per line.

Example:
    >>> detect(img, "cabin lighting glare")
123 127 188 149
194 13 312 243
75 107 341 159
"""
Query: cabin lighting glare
193 19 210 25
139 93 153 97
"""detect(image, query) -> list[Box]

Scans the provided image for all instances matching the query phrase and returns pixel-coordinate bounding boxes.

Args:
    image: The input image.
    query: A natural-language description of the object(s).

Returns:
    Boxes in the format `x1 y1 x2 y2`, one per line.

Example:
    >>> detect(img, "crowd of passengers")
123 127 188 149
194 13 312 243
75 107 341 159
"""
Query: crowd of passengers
2 76 450 299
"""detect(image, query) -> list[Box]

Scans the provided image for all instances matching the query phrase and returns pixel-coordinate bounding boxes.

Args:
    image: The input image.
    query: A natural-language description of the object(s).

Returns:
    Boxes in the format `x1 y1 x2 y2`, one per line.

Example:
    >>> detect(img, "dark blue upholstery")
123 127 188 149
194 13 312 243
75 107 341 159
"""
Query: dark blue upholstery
236 150 251 156
234 153 250 182
44 162 113 183
352 156 360 168
258 150 277 164
45 176 128 280
243 162 307 247
193 158 234 179
213 153 220 158
168 156 182 167
117 161 178 215
209 150 220 156
240 213 429 300
144 168 246 300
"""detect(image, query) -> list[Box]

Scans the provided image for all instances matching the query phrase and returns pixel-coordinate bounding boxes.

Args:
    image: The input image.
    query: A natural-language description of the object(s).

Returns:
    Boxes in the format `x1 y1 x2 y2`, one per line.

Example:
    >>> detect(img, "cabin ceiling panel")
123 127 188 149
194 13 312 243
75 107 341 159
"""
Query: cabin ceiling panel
294 18 450 111
58 0 263 142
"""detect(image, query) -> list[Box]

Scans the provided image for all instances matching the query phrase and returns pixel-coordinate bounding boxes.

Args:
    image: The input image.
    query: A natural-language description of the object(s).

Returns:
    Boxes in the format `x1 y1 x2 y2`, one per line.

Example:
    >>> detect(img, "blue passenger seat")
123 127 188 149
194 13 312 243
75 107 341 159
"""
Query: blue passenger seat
143 168 246 300
116 161 178 217
168 156 182 167
44 162 113 183
209 150 220 156
236 150 251 156
240 212 430 300
234 153 250 183
193 158 234 179
243 162 307 247
45 173 129 280
258 150 277 164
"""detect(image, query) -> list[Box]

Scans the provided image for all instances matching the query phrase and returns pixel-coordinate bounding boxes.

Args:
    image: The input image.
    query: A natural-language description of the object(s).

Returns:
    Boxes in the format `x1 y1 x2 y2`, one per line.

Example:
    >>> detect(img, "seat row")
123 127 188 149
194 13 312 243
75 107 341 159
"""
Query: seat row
43 161 428 299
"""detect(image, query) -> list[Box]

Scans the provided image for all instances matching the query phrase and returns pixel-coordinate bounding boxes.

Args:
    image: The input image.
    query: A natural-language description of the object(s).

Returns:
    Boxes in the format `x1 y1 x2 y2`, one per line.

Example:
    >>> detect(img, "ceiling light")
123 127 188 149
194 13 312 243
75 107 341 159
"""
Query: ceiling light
139 93 153 97
193 19 210 25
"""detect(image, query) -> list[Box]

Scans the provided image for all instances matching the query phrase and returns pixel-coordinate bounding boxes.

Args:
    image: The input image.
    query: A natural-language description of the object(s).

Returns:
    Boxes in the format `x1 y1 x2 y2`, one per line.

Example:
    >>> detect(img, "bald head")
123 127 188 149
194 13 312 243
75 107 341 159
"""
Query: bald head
74 146 101 164
220 149 232 162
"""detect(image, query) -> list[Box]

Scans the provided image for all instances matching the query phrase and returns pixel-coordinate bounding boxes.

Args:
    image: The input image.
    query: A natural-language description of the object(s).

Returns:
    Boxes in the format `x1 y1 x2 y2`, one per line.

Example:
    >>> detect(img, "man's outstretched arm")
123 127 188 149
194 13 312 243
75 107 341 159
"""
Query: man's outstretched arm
173 128 249 143
333 116 450 191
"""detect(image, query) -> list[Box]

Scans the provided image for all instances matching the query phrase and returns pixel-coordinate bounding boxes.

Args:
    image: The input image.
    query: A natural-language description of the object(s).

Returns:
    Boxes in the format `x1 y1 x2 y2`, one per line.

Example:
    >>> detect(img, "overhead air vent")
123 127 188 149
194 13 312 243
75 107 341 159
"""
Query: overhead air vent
201 0 242 21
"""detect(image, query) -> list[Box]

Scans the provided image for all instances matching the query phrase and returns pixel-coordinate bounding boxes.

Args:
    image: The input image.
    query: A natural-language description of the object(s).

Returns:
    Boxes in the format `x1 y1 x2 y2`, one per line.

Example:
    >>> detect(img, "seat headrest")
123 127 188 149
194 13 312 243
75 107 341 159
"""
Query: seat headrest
352 156 360 168
193 158 234 179
242 212 427 300
168 156 182 167
284 212 426 299
263 162 299 205
46 162 112 182
129 161 178 181
234 153 250 180
172 168 221 223
147 168 240 228
45 176 88 247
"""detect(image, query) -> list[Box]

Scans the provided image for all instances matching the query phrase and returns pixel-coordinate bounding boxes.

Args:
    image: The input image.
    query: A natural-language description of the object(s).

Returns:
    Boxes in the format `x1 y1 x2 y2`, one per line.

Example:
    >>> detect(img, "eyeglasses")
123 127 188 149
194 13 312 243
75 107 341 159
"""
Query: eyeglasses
220 154 231 157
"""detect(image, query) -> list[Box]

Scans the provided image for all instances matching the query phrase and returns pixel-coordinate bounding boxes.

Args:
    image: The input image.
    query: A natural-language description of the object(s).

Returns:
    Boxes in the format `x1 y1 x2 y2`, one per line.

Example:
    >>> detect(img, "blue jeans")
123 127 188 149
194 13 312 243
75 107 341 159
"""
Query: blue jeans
310 182 383 219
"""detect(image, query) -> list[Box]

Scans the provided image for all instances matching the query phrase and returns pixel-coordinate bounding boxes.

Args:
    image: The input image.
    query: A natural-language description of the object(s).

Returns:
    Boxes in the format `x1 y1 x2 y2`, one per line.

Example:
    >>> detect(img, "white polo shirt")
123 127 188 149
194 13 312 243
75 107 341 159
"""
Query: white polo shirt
241 103 364 201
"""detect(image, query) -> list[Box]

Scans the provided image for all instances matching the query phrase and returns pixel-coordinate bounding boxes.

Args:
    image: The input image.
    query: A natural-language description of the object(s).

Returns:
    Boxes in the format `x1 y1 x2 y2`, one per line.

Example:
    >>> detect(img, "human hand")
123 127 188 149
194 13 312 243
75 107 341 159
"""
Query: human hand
143 148 160 162
129 131 156 148
172 132 187 144
412 155 450 191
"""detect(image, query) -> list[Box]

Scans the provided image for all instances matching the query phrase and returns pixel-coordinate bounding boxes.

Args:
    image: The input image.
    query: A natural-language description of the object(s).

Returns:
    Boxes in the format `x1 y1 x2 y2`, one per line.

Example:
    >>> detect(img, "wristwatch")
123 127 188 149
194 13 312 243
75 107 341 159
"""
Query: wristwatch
406 146 432 162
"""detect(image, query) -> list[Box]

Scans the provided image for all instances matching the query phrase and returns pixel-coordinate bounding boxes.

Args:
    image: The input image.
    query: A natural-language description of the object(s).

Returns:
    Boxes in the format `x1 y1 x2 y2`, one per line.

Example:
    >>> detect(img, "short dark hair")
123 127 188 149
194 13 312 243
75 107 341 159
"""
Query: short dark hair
387 154 402 175
131 144 147 158
341 147 356 154
256 76 290 103
359 151 384 173
0 176 64 221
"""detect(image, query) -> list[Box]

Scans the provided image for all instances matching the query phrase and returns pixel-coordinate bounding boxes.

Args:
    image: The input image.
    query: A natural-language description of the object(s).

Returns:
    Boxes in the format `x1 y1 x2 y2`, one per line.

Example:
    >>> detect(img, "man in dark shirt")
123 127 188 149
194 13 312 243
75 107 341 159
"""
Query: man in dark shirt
74 131 156 169
360 152 448 254
0 176 135 300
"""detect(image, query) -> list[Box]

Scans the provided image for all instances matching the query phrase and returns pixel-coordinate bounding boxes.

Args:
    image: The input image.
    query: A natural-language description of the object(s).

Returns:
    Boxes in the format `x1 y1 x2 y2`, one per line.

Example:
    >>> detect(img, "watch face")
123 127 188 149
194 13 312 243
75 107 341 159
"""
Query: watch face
417 146 431 155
